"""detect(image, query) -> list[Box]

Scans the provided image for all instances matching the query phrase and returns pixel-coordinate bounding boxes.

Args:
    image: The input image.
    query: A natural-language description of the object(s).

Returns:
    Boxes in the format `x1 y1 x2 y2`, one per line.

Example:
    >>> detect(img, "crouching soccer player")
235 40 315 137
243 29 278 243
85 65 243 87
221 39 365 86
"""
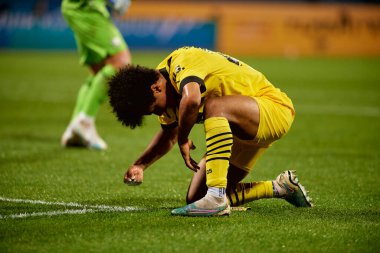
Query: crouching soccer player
108 47 313 216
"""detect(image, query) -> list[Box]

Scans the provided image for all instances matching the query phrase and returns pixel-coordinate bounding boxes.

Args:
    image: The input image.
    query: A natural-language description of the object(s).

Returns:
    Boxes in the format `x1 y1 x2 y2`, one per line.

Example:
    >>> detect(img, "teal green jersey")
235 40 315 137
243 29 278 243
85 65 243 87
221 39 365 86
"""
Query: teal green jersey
62 0 110 18
61 0 127 65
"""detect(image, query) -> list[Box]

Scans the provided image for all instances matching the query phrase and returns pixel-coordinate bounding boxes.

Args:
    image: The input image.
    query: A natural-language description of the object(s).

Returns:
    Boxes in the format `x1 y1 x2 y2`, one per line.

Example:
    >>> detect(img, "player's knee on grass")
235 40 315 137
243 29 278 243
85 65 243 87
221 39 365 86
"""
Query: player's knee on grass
186 187 207 204
185 164 249 204
226 164 249 189
186 174 207 204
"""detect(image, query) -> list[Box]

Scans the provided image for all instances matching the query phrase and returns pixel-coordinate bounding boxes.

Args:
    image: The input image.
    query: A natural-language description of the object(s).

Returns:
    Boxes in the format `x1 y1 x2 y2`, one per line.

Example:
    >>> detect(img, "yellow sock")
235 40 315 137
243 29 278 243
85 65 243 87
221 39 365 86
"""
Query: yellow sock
227 181 274 206
204 117 233 188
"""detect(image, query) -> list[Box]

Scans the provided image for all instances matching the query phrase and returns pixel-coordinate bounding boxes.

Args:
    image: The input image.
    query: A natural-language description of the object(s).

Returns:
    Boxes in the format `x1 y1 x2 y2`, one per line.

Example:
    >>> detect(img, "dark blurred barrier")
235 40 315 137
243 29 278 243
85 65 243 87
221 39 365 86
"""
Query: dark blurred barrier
1 1 379 56
126 2 380 56
0 0 215 51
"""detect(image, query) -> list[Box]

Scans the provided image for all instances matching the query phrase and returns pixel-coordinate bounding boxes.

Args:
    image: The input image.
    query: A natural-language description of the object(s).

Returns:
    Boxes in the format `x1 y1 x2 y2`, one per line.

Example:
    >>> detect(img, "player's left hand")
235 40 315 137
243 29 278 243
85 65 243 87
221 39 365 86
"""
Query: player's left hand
178 139 199 172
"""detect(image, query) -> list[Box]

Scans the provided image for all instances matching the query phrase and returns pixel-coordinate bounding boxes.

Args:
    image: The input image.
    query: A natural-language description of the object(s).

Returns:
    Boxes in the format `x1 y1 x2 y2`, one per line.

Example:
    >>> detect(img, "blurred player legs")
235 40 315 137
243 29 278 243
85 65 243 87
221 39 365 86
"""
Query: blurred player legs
60 0 131 150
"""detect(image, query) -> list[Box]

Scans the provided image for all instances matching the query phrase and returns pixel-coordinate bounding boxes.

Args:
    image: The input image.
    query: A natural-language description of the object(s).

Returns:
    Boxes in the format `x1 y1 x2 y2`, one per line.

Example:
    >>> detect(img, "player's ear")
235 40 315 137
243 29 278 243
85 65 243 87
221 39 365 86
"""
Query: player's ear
151 82 162 93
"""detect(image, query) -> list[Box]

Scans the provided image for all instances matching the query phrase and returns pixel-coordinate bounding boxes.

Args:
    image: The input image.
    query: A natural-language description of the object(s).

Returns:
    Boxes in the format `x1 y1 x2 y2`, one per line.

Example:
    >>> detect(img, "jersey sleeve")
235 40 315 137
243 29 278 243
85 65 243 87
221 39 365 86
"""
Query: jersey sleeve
155 48 211 126
169 52 208 95
158 107 178 128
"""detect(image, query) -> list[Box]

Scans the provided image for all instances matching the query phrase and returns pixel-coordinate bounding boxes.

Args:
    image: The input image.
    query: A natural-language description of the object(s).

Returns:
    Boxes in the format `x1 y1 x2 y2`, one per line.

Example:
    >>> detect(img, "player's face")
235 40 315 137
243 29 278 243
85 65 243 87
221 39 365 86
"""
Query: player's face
148 73 167 116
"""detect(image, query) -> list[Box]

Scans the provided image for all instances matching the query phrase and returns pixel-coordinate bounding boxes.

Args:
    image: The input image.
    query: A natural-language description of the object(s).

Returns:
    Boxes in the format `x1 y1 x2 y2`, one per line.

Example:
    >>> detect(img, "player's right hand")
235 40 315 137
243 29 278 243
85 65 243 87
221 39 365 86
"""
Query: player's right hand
108 0 131 15
178 139 199 172
124 165 143 186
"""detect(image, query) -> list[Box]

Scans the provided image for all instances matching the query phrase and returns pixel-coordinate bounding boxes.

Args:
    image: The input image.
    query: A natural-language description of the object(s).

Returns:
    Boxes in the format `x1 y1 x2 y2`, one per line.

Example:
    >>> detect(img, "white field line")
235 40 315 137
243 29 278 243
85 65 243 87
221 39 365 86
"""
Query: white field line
0 209 97 219
0 196 143 219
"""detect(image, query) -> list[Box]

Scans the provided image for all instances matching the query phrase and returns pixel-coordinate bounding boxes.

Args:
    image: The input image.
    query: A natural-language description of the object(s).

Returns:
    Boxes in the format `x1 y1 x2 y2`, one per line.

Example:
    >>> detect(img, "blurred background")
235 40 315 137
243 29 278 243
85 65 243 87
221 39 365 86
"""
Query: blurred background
0 0 379 57
0 2 379 251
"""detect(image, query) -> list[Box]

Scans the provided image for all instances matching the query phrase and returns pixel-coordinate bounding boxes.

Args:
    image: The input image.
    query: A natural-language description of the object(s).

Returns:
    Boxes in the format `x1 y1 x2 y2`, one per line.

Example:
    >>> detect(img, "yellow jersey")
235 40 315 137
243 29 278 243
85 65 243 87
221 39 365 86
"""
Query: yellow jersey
156 47 294 126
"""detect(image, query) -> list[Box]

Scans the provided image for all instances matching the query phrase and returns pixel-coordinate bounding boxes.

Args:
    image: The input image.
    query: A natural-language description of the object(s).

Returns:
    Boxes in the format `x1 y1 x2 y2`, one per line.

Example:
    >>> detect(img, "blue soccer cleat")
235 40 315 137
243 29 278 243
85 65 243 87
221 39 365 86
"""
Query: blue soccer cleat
171 194 231 217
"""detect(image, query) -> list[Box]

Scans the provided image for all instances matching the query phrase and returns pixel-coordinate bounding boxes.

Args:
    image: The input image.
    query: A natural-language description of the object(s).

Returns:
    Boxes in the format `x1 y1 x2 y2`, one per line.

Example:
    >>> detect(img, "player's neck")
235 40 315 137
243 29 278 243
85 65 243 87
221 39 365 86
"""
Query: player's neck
166 83 180 108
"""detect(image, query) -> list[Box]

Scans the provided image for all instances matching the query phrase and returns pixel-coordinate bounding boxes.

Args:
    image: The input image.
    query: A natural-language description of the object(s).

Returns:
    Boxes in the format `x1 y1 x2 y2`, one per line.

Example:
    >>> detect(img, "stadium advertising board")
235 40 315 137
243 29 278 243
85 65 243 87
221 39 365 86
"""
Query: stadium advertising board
126 2 380 56
0 8 215 50
216 3 380 56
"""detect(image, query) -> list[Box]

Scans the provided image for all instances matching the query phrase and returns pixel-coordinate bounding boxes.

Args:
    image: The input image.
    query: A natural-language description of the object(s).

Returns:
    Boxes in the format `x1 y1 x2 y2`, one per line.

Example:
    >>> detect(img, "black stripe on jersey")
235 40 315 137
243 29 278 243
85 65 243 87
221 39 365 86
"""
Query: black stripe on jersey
159 68 171 84
179 76 206 95
206 137 233 149
167 56 172 67
206 132 232 142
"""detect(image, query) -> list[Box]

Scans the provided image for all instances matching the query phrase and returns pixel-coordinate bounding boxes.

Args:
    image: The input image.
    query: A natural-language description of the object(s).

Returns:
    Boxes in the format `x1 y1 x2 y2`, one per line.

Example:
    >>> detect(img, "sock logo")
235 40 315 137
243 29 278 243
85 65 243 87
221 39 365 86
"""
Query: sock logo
219 188 226 197
206 168 213 174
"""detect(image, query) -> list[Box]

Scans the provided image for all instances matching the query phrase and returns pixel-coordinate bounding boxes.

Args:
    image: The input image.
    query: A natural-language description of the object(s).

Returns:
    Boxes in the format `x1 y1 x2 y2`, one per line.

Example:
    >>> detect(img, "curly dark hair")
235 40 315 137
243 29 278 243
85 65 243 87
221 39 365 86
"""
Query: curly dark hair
108 65 159 129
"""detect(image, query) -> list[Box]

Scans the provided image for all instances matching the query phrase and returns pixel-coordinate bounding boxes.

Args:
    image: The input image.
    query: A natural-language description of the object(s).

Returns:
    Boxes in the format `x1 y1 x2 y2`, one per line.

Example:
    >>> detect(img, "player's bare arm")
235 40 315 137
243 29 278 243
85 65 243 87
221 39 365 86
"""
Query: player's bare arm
177 82 202 172
125 126 178 185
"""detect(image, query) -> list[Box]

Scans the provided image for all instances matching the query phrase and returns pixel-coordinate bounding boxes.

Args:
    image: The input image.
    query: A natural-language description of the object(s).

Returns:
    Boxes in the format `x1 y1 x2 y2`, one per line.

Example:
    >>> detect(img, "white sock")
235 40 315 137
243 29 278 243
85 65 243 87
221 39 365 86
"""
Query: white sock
207 187 226 198
78 112 94 124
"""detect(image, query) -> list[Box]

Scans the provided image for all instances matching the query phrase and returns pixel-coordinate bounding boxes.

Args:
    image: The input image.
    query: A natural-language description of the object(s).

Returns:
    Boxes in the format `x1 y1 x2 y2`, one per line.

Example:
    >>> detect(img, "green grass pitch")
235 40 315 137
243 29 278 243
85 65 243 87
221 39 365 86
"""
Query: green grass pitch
0 51 379 253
